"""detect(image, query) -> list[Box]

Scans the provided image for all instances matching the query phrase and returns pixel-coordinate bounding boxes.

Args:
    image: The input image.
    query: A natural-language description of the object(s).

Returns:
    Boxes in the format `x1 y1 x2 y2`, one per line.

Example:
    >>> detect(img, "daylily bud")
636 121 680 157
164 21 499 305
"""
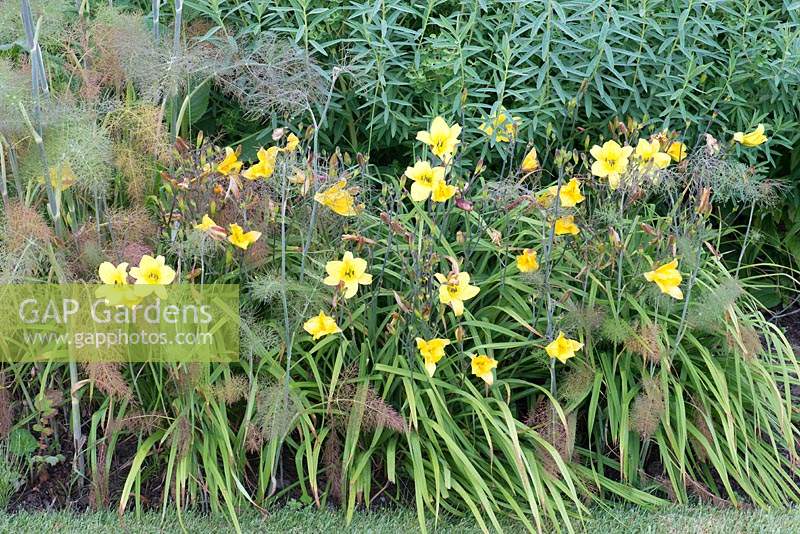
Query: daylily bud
387 312 402 335
475 158 485 176
455 326 465 343
456 231 465 244
608 226 621 248
488 228 502 246
640 223 657 236
696 187 712 216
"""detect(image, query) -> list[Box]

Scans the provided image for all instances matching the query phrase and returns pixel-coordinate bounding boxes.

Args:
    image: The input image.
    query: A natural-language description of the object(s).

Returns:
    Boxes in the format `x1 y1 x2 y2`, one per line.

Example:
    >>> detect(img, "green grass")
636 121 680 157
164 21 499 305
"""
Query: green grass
1 505 800 533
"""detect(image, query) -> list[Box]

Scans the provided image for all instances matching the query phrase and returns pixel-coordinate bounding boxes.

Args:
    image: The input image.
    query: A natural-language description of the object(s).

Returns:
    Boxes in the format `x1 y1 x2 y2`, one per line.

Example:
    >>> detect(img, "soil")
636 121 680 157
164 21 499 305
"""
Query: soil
775 310 800 351
9 430 160 513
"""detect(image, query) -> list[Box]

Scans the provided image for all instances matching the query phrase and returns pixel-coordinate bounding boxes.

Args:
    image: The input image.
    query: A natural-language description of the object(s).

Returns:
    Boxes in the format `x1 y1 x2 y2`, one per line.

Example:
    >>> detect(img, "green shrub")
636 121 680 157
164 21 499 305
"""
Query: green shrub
173 0 800 160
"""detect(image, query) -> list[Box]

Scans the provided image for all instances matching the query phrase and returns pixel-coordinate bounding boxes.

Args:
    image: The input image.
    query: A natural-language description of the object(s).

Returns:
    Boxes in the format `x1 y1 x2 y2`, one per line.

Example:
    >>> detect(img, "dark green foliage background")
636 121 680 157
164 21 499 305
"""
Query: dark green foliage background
168 0 800 161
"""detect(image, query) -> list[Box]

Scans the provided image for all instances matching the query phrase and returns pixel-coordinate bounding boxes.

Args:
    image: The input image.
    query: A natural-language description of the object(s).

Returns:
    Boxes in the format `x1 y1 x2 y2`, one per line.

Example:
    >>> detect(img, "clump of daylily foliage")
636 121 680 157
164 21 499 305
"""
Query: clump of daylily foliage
17 106 796 532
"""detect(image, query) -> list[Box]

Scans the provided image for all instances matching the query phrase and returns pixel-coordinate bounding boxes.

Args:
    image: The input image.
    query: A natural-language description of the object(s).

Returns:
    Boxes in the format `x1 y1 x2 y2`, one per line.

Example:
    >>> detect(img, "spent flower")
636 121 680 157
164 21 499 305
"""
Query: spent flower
217 147 243 176
314 180 361 216
554 216 580 236
194 214 226 240
516 249 539 273
243 146 279 180
520 147 539 173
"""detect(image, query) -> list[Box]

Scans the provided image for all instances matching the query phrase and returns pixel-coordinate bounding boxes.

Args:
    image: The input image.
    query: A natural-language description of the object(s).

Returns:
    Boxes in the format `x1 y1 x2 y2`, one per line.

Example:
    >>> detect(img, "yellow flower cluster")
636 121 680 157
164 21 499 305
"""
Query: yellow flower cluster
97 255 177 305
300 117 706 390
414 337 498 387
478 107 520 143
215 133 301 180
589 135 694 189
407 116 462 203
194 215 262 250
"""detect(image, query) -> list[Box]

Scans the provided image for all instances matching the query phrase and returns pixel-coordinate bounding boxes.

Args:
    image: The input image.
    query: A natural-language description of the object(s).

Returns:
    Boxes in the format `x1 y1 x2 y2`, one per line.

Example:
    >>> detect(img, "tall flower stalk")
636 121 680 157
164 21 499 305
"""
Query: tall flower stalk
19 1 62 237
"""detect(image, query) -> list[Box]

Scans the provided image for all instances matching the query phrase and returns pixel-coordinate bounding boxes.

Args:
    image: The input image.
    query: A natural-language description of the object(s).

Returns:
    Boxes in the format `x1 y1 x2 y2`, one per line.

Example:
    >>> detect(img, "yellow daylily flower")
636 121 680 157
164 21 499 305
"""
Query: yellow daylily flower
405 161 446 202
478 108 520 143
590 140 633 190
546 178 585 208
243 146 279 180
129 255 176 286
95 285 141 308
435 271 480 317
644 258 683 299
217 147 243 176
430 175 457 203
733 124 767 147
516 249 539 273
227 223 262 250
314 180 361 216
283 133 300 152
38 161 76 191
96 261 142 306
554 215 580 236
545 331 584 364
521 147 539 173
194 214 226 239
635 139 672 170
416 337 450 377
471 354 498 386
98 261 129 285
323 251 373 299
664 141 688 162
303 311 341 340
416 116 461 160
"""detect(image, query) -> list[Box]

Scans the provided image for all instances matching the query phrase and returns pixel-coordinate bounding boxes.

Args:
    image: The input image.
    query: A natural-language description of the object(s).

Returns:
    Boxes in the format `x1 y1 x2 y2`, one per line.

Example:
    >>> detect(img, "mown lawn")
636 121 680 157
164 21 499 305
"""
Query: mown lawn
1 505 799 533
